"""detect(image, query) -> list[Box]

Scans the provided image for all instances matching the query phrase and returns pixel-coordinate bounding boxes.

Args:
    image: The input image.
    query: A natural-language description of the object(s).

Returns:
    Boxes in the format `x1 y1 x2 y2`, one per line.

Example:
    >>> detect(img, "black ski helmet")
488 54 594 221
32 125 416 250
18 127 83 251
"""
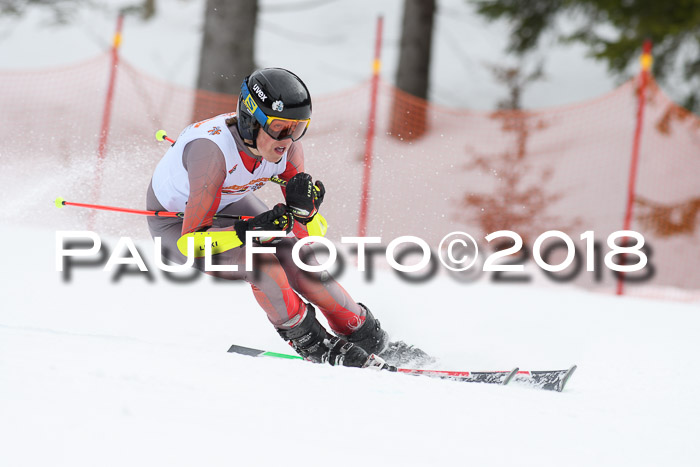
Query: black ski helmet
237 68 312 148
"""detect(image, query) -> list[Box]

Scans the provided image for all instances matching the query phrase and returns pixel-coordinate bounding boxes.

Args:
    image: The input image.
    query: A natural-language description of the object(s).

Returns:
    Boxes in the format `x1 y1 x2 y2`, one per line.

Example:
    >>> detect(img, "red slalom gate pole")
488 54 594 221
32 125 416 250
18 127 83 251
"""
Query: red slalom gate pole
97 14 123 164
358 16 383 237
617 39 652 296
90 14 124 229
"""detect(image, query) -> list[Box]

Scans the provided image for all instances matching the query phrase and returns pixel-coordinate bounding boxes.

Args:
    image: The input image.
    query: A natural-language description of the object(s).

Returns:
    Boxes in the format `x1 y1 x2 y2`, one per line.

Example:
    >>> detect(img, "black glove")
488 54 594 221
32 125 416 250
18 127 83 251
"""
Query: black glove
285 172 325 224
233 203 293 245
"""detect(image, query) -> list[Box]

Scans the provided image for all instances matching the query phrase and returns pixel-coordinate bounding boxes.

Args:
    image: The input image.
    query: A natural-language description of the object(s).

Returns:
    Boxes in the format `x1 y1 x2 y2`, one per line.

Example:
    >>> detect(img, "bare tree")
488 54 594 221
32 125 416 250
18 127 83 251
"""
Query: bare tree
389 0 435 141
193 0 257 120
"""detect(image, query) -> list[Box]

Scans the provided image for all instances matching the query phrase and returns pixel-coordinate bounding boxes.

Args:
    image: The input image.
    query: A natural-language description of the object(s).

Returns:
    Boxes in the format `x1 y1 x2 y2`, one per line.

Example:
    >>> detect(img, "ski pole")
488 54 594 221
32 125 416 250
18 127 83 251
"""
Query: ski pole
54 197 252 220
55 196 295 258
155 129 176 145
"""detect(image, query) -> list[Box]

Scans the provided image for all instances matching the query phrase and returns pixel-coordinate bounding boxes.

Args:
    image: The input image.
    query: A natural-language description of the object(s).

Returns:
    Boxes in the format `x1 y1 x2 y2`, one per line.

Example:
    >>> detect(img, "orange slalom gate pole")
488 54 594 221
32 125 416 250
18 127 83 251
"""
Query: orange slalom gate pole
358 16 383 237
617 39 652 296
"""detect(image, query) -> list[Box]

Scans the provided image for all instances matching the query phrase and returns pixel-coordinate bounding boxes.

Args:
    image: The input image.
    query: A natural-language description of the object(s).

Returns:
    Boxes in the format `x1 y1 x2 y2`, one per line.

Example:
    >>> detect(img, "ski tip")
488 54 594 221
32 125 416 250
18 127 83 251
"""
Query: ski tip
557 365 578 392
227 344 265 357
503 367 520 385
54 197 65 209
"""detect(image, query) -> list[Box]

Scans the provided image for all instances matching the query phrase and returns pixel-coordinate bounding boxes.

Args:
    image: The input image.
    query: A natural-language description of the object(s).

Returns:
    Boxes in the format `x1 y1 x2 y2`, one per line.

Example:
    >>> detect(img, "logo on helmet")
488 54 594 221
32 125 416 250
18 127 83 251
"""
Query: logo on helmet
243 94 258 115
252 83 268 102
272 100 284 112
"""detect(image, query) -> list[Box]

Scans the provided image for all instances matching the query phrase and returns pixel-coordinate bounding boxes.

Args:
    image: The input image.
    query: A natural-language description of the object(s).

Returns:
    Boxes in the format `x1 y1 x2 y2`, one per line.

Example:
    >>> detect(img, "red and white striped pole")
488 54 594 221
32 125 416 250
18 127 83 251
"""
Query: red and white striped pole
617 39 652 296
358 16 383 237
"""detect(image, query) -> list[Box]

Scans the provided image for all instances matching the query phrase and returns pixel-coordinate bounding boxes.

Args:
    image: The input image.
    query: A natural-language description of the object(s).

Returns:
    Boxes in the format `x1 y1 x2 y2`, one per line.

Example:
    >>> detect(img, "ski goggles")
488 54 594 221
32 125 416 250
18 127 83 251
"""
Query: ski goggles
241 81 311 141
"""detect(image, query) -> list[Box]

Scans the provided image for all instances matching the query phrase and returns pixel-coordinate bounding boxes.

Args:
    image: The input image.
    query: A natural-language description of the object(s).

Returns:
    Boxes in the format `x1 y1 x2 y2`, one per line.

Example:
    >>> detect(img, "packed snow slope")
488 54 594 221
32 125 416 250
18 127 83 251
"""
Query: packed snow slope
1 225 699 467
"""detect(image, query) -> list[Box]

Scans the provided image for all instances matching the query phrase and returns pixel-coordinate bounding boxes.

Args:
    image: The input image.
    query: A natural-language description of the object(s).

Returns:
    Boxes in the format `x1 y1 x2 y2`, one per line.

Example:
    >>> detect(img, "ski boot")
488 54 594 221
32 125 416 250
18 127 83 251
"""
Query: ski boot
343 303 389 355
277 304 393 370
345 303 434 368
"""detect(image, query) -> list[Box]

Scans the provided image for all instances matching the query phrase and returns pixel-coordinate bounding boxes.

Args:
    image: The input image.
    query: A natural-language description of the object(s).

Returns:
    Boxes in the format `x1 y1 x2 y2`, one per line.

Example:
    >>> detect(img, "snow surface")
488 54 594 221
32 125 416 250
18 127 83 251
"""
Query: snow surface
2 226 699 466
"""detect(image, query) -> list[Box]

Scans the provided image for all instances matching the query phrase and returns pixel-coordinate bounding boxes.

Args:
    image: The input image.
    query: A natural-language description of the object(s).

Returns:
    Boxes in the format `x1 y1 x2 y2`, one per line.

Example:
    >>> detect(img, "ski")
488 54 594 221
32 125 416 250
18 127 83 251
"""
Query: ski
228 344 577 390
227 344 576 391
396 367 518 385
513 366 577 392
228 344 304 360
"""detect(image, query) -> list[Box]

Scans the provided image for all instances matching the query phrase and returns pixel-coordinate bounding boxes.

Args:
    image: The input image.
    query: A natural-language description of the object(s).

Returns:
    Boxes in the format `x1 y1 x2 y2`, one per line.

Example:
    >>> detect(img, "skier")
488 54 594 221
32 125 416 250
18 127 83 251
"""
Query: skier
146 68 398 369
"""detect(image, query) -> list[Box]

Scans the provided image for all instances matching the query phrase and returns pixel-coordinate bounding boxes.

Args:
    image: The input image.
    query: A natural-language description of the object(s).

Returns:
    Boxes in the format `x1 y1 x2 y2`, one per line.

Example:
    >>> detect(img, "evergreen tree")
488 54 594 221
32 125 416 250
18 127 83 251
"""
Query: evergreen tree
473 0 700 111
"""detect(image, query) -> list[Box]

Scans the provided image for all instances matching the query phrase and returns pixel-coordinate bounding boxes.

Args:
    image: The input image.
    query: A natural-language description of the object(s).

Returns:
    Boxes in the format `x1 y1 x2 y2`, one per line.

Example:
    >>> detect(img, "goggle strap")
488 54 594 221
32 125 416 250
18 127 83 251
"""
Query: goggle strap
241 80 271 128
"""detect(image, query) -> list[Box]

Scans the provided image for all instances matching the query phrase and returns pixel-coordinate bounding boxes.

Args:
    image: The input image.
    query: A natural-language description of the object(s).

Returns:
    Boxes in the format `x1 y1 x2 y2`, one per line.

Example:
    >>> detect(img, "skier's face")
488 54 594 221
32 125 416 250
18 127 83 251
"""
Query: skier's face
256 128 292 163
